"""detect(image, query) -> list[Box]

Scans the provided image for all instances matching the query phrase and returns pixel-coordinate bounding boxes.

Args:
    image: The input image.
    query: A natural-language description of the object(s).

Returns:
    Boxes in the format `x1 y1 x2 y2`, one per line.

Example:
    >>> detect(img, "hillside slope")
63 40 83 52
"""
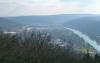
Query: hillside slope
0 18 23 31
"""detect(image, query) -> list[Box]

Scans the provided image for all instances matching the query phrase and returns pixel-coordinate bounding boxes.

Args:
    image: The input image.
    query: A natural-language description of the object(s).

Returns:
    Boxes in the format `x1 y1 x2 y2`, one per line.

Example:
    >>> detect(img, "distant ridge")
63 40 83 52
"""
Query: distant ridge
6 14 88 26
64 16 100 41
0 18 23 31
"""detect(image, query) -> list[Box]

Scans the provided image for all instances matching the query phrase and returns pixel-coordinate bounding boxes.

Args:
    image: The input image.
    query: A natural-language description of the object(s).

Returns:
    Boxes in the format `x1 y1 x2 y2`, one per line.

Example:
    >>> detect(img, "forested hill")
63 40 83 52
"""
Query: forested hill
0 18 23 31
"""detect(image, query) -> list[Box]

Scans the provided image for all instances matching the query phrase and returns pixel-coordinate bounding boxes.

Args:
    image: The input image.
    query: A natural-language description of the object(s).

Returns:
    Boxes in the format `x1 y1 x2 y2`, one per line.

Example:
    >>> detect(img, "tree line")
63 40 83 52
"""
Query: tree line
0 31 100 63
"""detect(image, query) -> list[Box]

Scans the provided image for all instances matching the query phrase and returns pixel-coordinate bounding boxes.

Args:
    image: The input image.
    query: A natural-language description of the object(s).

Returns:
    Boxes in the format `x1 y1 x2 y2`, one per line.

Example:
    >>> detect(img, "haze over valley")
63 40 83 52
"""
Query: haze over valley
0 14 100 53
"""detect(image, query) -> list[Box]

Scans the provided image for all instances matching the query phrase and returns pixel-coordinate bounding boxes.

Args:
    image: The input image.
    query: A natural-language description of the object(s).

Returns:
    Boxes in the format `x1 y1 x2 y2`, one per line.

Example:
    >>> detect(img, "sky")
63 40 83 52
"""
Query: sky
0 0 100 17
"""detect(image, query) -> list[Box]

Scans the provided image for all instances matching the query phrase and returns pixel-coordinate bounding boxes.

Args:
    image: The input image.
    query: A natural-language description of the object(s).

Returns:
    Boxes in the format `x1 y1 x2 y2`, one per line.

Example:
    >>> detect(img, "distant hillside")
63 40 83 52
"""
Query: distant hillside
0 18 23 31
64 16 100 40
6 14 100 39
7 14 88 26
5 15 100 37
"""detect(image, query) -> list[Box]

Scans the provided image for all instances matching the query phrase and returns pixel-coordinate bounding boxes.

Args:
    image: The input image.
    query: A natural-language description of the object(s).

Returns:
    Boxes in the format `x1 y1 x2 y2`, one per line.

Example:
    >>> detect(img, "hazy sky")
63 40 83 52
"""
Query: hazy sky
0 0 100 17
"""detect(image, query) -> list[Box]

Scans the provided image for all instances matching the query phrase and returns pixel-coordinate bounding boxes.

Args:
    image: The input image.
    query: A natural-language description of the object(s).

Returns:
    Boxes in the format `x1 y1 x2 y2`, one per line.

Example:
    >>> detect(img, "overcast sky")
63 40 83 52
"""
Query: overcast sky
0 0 100 17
